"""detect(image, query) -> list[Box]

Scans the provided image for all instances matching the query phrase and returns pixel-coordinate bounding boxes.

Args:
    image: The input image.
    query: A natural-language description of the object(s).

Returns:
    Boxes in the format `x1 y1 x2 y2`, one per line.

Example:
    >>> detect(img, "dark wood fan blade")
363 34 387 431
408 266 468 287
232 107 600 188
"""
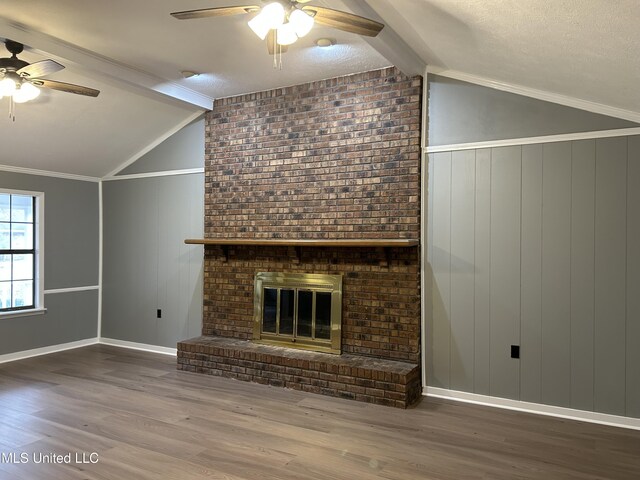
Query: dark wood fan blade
17 59 65 78
266 30 289 55
31 79 100 97
171 6 259 20
302 6 384 37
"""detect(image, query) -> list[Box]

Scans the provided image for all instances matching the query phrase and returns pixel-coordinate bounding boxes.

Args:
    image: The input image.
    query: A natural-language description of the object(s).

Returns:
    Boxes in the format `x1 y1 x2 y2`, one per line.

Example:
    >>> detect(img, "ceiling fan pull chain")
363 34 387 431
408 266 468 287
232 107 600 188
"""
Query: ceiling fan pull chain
9 96 15 122
273 30 277 69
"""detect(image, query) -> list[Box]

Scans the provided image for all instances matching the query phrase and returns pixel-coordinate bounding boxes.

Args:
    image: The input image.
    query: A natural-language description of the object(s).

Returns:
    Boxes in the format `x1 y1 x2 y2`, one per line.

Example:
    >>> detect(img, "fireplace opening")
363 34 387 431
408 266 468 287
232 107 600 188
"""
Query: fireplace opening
253 272 342 354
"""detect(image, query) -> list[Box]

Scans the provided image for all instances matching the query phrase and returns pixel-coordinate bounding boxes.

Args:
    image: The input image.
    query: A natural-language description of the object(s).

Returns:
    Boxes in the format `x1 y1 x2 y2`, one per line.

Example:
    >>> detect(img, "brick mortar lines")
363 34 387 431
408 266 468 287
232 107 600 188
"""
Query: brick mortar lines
177 344 422 408
204 67 422 240
203 246 421 363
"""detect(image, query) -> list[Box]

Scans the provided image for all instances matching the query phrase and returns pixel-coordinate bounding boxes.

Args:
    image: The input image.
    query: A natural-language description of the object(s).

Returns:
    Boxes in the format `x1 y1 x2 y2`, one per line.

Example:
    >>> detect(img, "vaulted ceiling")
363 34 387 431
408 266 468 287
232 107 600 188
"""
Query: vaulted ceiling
1 0 638 177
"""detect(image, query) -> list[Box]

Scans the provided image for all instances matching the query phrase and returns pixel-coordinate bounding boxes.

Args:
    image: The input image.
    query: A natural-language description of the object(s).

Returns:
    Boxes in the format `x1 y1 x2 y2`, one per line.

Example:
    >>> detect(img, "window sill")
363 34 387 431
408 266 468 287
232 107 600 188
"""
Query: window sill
0 308 47 320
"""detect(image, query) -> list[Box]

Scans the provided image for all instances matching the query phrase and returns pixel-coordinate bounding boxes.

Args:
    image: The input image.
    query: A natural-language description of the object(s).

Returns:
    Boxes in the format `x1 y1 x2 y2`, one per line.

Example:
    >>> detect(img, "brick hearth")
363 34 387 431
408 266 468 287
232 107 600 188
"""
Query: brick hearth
178 336 422 408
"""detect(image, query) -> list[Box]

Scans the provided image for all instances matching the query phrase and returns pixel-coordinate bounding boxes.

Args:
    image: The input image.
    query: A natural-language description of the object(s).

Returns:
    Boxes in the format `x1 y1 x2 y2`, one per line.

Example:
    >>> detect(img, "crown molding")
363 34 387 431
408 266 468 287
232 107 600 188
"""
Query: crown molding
0 17 213 110
428 67 640 124
0 163 100 182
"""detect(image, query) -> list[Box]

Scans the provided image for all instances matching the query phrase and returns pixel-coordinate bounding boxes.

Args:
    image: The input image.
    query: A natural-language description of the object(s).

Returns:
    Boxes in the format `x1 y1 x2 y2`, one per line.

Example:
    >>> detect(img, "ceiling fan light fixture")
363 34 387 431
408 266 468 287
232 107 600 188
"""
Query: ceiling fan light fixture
12 82 40 103
276 22 298 46
0 77 17 97
248 15 271 40
289 9 314 38
248 2 285 39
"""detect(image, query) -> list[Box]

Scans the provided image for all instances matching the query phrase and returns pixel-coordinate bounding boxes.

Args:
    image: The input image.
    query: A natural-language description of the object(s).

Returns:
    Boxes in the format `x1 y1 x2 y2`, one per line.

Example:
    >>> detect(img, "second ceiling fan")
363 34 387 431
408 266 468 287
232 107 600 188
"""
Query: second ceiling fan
171 0 384 58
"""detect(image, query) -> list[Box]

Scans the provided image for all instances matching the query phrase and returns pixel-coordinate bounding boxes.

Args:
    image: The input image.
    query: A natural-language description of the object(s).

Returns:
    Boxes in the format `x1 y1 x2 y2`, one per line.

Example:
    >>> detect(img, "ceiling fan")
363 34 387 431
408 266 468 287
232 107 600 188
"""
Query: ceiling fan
0 39 100 119
171 0 384 60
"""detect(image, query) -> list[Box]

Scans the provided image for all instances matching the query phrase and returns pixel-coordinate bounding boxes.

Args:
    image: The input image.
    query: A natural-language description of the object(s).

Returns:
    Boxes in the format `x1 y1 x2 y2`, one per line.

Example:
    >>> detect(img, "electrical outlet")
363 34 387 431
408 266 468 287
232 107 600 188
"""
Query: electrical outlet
157 309 162 318
511 345 520 359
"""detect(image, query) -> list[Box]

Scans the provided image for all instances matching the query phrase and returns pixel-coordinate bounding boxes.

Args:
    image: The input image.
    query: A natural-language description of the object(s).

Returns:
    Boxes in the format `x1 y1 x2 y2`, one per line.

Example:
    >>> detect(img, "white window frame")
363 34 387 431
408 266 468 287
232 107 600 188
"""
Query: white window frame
0 188 45 319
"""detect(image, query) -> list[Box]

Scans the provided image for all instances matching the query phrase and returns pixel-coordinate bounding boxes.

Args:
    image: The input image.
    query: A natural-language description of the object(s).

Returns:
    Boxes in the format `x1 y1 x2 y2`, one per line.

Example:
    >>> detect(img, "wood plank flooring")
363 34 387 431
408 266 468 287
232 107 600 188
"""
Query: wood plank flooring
0 345 638 480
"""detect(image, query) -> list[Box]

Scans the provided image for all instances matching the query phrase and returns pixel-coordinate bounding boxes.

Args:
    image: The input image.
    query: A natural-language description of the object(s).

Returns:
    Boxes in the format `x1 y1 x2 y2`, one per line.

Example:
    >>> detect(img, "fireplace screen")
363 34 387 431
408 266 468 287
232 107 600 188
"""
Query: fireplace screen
253 272 342 354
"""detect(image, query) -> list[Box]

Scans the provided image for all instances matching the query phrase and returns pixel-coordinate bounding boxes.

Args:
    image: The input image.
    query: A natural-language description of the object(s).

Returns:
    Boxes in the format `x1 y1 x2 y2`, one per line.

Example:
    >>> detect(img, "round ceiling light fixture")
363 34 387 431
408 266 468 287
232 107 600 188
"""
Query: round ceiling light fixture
181 70 200 79
315 38 335 48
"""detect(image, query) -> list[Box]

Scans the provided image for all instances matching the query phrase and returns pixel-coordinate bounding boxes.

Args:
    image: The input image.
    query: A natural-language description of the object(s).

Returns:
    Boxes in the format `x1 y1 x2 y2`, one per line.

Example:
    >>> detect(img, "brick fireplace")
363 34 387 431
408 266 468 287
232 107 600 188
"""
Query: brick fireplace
177 67 423 408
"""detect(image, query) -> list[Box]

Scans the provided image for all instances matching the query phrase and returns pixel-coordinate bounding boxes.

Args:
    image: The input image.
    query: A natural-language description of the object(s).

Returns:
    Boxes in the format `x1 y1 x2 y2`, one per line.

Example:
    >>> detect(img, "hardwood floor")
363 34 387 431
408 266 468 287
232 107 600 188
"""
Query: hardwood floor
0 345 638 480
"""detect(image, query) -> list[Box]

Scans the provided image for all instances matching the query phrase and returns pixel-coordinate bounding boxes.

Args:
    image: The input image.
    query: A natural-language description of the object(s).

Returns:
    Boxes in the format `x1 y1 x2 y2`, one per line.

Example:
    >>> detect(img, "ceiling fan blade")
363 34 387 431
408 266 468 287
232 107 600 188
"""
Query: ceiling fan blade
266 30 289 55
302 6 384 37
31 79 100 97
17 59 65 78
171 6 259 20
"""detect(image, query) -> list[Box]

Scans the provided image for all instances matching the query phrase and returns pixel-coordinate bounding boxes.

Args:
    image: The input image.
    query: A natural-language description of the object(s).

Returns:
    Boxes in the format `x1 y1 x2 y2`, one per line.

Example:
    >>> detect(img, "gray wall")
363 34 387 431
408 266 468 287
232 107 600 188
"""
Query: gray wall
117 117 205 175
0 172 99 354
102 120 204 348
428 75 639 146
426 76 640 418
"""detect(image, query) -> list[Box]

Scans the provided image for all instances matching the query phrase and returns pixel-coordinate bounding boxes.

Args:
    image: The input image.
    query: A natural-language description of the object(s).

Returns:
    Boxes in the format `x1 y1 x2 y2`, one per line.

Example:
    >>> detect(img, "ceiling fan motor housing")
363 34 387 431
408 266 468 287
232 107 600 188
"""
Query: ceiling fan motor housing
1 40 28 74
5 40 24 56
0 57 29 73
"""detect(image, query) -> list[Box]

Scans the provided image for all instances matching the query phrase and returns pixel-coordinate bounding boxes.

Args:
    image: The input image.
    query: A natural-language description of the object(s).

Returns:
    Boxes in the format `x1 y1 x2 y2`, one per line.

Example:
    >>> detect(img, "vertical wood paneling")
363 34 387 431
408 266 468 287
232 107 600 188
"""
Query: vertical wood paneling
594 137 627 416
103 179 159 343
450 150 476 391
158 176 192 346
627 136 640 418
431 152 452 388
474 149 492 395
426 135 640 421
520 144 543 403
187 175 205 339
489 146 521 400
426 154 436 385
570 139 596 411
541 142 572 407
135 179 160 344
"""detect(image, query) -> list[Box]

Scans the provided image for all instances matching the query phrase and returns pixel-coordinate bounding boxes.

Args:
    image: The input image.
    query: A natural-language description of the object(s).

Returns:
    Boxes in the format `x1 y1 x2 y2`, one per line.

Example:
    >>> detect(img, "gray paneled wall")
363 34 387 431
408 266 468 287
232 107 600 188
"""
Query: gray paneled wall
117 117 204 175
427 75 639 146
427 135 640 418
0 172 99 354
102 174 203 348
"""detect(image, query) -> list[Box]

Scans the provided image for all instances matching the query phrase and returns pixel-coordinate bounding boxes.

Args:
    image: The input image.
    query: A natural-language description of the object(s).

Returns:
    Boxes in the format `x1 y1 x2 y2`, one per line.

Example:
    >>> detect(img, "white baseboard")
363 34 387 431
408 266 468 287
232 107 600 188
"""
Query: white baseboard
0 338 99 365
425 387 640 431
99 338 177 356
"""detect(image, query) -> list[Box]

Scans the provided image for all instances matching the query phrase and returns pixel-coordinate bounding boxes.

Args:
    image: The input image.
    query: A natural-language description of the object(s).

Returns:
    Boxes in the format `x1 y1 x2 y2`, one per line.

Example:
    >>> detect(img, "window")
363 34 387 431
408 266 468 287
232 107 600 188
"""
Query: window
0 190 44 315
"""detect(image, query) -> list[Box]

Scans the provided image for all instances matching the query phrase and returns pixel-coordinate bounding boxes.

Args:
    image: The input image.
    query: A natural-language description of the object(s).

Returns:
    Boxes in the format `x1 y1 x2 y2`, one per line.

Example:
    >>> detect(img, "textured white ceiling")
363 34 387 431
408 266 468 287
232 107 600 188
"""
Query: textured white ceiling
0 0 638 177
0 48 200 177
367 0 640 114
1 0 390 100
0 1 390 176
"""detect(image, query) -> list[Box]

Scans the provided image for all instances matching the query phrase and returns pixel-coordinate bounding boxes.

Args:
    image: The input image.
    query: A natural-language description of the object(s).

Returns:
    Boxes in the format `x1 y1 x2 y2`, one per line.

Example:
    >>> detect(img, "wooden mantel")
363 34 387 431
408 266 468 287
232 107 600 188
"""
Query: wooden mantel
184 238 419 266
184 239 419 247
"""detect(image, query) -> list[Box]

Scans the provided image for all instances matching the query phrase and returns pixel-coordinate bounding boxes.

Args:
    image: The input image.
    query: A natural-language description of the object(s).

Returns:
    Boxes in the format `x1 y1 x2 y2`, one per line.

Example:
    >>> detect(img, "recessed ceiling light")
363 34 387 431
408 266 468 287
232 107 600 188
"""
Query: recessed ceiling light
315 38 335 48
181 70 200 79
